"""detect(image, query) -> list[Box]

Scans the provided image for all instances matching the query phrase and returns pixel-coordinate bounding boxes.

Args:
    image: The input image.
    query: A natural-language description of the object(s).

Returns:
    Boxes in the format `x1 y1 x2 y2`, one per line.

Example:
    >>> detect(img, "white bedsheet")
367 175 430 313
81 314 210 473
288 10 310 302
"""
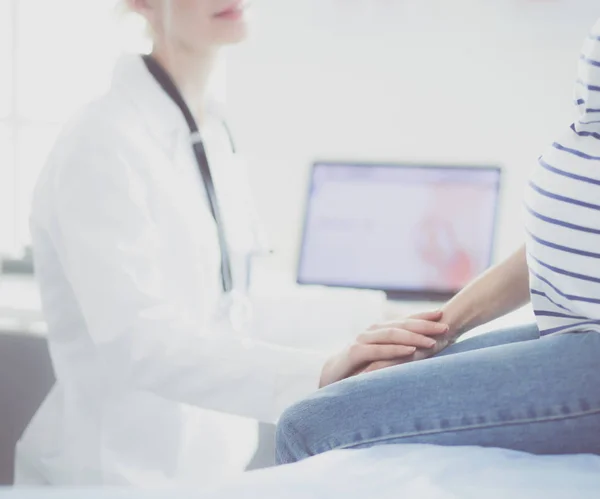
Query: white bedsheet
2 445 599 498
202 445 600 499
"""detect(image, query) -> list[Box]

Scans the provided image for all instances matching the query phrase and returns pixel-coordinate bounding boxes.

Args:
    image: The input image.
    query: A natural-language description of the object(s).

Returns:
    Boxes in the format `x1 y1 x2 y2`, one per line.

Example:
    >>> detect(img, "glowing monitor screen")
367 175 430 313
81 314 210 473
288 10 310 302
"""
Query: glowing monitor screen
297 162 502 300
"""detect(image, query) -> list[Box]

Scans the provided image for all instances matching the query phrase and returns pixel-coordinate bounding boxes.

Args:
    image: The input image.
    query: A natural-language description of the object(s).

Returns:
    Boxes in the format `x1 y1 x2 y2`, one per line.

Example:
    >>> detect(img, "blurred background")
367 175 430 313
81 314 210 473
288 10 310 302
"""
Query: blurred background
0 0 598 273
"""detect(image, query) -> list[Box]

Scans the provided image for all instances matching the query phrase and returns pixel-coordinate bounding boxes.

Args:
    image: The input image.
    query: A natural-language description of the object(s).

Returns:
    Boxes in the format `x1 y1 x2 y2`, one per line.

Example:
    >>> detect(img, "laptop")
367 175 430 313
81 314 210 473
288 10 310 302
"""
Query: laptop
297 161 502 302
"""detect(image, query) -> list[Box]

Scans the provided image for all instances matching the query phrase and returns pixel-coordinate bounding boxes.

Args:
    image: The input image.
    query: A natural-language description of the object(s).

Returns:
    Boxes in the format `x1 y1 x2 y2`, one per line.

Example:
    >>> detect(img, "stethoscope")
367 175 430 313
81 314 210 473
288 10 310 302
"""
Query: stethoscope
143 54 257 333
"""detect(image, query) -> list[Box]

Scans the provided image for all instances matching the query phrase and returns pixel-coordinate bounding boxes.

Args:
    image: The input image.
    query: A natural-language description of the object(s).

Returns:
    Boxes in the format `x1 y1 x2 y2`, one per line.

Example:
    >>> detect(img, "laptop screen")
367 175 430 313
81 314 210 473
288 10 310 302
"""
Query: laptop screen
297 162 502 300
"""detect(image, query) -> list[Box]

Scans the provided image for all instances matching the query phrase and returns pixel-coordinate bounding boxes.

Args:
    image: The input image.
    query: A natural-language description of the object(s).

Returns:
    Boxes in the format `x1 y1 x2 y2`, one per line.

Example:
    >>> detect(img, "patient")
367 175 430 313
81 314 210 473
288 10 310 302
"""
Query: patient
276 20 600 464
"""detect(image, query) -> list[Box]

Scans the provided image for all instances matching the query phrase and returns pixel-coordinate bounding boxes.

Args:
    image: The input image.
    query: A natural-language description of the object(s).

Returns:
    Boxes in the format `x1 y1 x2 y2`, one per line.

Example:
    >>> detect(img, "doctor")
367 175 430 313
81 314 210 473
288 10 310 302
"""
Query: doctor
15 0 448 487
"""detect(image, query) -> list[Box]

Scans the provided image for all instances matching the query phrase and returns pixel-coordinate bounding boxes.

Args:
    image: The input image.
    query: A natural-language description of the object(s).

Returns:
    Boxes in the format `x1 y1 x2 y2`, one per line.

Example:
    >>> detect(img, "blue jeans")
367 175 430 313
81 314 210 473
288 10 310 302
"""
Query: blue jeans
275 324 600 464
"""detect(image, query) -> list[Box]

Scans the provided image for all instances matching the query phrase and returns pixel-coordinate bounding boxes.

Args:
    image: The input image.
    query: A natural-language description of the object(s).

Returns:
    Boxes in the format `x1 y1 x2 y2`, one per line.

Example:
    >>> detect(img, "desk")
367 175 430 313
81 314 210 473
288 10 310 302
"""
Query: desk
0 277 51 485
0 276 45 336
0 272 536 341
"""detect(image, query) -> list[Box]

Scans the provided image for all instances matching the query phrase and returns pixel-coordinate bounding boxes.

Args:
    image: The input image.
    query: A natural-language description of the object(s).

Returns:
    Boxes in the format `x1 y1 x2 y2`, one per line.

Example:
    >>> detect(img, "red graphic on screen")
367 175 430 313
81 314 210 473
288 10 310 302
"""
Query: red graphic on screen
414 182 485 290
417 218 474 290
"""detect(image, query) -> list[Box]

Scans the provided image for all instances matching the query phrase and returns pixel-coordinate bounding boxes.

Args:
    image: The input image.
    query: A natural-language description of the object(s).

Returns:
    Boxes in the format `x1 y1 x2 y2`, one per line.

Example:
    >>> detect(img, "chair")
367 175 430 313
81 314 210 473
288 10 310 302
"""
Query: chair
0 332 55 485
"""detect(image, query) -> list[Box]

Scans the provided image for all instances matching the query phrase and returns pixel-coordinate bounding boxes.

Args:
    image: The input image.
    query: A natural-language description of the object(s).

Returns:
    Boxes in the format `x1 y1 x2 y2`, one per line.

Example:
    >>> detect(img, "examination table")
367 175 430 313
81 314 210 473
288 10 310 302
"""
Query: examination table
1 444 600 498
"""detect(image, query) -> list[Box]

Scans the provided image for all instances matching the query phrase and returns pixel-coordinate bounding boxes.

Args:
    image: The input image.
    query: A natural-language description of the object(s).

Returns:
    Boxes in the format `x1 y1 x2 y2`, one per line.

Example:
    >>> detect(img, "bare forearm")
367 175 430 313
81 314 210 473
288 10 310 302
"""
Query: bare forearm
442 245 530 339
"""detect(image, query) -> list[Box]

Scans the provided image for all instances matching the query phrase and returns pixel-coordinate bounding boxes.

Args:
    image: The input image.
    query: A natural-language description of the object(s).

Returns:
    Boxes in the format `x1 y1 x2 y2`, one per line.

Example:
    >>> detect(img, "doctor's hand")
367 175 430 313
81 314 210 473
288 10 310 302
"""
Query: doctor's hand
319 310 449 388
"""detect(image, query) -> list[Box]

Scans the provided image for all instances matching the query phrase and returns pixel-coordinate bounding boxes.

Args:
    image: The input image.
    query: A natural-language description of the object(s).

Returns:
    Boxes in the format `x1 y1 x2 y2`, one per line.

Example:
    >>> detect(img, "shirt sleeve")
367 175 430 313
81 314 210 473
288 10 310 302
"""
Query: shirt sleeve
51 134 325 424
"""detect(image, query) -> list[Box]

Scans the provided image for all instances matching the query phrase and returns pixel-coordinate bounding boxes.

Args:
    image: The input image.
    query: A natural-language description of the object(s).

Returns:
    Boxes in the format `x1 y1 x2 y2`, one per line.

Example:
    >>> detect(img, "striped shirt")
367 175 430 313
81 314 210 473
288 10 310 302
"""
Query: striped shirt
525 23 600 336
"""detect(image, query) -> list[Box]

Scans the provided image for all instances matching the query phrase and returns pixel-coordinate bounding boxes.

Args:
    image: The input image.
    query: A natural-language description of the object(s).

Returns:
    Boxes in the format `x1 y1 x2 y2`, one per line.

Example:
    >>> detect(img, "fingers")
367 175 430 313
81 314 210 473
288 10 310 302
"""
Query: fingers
353 310 449 376
361 359 404 374
388 319 449 335
360 346 437 375
364 318 449 338
359 342 445 376
348 343 417 367
409 310 443 321
358 328 439 349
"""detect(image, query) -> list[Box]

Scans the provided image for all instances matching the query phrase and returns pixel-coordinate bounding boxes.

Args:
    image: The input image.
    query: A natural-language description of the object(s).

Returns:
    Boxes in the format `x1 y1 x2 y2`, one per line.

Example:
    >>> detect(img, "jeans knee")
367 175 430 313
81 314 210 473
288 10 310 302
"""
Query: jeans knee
275 402 301 465
275 398 313 465
275 392 339 465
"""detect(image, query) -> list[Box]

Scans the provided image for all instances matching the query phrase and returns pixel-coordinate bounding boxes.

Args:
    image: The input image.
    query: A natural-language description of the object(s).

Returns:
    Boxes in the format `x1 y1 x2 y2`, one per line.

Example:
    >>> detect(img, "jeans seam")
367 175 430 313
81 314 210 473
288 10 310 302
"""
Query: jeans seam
327 406 600 452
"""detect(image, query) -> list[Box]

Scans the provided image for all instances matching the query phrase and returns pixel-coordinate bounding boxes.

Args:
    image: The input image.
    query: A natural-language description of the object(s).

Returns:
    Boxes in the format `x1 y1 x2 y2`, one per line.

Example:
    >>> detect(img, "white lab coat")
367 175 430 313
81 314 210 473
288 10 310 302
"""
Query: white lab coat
14 55 330 487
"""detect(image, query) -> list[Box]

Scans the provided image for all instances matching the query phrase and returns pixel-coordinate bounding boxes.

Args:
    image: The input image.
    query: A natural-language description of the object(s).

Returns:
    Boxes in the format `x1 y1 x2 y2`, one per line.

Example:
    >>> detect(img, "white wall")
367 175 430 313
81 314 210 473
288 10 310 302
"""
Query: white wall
226 0 600 280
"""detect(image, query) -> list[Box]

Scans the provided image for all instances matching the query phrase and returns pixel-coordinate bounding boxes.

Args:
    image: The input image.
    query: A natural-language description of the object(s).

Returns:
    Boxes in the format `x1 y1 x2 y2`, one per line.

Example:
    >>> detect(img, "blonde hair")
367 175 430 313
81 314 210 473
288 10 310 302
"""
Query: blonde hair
115 0 131 15
113 0 130 20
114 0 153 54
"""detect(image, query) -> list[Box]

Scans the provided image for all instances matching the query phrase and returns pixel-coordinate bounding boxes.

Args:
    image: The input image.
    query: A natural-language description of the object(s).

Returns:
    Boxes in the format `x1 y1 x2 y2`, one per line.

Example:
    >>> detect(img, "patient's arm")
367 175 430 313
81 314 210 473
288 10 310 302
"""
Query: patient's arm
441 244 530 340
360 245 530 374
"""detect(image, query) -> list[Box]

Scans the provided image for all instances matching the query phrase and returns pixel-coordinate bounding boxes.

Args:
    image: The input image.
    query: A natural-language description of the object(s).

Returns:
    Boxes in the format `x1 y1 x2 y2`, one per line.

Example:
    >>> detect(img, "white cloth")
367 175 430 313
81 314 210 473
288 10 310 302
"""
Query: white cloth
6 445 600 498
201 445 600 499
15 55 333 487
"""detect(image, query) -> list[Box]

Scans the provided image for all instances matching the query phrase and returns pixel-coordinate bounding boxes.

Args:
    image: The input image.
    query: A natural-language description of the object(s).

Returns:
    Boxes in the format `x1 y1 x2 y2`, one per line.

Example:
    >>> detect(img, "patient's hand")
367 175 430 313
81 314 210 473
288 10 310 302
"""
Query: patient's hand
319 311 449 388
358 310 453 375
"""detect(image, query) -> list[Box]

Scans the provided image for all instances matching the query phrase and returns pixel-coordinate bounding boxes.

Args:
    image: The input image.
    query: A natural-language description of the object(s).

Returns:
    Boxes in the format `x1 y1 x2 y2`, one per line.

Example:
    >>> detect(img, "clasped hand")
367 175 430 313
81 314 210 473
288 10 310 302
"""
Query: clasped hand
320 310 452 388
